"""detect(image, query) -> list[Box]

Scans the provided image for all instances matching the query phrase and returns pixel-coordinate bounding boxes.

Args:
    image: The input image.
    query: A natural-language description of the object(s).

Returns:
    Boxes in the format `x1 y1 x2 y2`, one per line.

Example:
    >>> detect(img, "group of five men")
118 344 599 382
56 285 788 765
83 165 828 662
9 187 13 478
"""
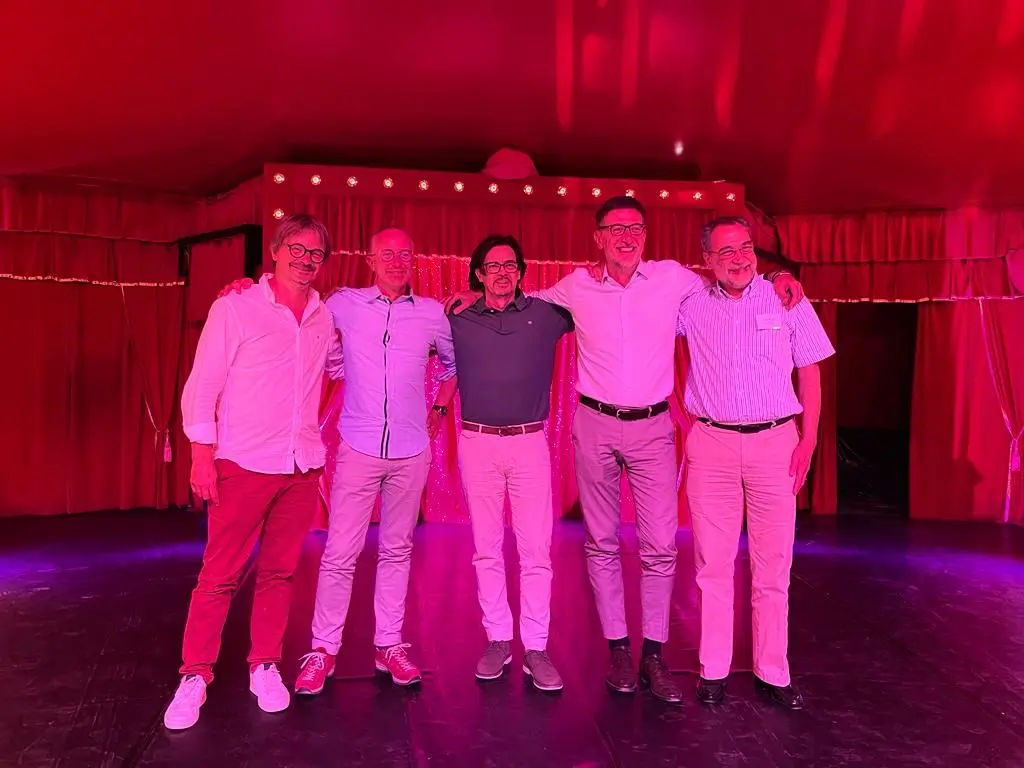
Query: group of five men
164 195 834 731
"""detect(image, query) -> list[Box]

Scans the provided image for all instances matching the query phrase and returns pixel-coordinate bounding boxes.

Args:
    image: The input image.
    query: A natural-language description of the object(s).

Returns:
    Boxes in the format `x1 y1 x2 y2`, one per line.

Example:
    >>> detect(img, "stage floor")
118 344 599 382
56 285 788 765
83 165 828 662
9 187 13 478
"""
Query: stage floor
2 511 1024 768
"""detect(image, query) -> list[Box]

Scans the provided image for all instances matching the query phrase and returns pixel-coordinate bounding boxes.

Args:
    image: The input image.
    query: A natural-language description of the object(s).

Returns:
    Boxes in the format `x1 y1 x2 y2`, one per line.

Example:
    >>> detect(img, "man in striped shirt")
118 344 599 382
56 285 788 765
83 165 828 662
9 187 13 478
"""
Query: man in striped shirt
678 216 835 710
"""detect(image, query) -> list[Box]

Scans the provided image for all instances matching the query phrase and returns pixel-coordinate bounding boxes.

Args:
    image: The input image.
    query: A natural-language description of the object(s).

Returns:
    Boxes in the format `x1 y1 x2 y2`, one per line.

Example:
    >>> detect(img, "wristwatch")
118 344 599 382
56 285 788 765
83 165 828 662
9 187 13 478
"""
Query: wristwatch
432 404 448 417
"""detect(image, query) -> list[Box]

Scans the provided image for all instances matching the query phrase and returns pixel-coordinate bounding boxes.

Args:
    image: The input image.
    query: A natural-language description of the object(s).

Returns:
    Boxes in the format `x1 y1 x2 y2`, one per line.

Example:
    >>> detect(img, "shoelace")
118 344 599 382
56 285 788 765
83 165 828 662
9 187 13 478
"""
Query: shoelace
382 643 415 673
261 663 284 685
298 651 326 675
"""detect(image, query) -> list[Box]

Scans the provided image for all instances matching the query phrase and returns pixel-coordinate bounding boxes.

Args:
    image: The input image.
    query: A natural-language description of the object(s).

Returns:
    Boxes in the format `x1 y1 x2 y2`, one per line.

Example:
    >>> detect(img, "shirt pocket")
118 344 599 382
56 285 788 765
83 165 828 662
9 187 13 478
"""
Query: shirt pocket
754 313 783 360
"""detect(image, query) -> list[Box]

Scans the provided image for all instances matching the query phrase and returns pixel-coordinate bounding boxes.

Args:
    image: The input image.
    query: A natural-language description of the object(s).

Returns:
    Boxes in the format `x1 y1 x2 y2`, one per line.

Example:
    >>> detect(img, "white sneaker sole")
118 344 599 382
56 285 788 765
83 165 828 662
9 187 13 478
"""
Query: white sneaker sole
249 684 290 713
374 662 422 686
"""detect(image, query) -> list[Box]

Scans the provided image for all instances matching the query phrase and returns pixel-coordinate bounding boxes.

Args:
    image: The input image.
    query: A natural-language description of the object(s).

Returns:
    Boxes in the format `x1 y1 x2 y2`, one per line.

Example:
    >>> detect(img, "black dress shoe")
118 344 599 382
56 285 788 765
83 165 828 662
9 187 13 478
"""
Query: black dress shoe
605 646 637 693
754 677 804 710
639 654 683 704
696 676 727 704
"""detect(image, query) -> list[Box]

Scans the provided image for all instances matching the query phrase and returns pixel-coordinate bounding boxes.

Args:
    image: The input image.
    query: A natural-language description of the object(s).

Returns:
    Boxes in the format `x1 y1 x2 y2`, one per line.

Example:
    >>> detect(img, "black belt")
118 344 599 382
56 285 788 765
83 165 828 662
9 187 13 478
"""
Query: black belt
697 414 795 434
579 395 669 421
462 421 545 437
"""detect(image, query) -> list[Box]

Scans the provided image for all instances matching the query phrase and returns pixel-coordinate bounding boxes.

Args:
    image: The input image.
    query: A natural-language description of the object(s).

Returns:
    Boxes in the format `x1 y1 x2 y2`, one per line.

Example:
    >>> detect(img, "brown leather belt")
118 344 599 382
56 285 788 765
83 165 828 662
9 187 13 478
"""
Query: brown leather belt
461 421 545 437
697 414 795 434
579 395 669 421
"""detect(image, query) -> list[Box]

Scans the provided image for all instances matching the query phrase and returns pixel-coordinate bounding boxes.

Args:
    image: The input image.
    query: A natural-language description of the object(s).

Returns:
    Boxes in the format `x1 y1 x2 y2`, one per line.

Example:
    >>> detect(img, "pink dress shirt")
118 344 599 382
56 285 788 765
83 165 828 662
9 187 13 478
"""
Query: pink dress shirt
532 259 703 408
676 276 835 423
181 275 343 474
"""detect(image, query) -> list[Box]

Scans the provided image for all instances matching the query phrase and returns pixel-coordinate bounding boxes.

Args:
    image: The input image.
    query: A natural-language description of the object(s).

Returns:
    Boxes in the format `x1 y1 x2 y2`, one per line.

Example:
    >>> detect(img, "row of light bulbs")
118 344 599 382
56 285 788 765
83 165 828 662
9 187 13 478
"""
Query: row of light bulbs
270 172 735 218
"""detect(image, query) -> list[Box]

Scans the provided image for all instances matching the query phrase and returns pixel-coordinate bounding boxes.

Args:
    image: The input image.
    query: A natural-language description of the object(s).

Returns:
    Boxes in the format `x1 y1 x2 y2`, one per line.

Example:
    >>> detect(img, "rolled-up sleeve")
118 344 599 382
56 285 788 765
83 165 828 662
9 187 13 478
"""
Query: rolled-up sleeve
434 313 457 381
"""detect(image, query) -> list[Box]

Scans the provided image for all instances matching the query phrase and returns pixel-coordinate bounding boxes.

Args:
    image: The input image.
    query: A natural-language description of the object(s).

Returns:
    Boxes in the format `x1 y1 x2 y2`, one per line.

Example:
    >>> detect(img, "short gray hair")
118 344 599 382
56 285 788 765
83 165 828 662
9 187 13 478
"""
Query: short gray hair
270 213 332 256
700 216 752 253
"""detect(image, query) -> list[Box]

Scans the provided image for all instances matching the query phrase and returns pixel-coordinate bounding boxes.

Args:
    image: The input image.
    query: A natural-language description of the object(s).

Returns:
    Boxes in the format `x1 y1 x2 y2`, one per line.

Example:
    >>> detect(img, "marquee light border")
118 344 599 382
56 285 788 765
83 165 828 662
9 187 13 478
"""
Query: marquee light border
263 163 745 229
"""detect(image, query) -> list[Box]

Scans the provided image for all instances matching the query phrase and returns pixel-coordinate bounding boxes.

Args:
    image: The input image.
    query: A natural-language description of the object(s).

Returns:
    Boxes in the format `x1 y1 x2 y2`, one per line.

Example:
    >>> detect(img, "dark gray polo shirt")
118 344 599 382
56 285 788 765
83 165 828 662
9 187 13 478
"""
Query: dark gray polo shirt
448 294 574 427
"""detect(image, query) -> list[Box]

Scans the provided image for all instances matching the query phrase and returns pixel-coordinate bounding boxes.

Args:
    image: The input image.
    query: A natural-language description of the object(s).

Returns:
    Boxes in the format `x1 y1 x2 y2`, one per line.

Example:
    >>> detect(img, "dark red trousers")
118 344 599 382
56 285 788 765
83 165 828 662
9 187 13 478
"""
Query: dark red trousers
179 459 320 682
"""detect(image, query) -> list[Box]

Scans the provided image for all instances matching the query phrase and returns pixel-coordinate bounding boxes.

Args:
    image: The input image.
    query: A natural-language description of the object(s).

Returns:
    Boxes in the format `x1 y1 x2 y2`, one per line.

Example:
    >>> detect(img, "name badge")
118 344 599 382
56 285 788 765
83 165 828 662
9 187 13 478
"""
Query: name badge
756 313 782 330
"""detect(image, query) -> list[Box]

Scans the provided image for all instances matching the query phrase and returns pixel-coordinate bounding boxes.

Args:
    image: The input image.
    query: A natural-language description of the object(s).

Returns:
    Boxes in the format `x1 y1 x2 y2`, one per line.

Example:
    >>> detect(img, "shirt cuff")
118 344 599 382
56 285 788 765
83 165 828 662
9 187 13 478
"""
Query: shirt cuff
183 422 218 445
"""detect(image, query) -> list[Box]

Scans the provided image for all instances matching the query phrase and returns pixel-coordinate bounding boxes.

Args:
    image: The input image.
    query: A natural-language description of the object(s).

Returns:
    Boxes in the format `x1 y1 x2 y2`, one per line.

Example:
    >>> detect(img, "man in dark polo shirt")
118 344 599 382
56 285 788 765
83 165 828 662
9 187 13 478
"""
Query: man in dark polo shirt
446 234 573 692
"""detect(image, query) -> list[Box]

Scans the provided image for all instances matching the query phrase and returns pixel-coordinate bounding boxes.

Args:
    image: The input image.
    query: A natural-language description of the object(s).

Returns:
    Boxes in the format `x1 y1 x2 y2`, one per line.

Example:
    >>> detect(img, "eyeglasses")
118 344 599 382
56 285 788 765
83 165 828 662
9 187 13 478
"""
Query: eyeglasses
598 223 646 238
710 242 755 259
286 243 327 263
480 260 520 275
379 249 414 263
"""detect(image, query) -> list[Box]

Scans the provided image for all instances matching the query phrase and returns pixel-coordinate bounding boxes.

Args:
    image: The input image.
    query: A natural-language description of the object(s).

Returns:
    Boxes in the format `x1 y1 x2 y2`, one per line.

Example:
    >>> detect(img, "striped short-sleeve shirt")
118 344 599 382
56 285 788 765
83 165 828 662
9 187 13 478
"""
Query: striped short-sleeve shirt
676 275 835 423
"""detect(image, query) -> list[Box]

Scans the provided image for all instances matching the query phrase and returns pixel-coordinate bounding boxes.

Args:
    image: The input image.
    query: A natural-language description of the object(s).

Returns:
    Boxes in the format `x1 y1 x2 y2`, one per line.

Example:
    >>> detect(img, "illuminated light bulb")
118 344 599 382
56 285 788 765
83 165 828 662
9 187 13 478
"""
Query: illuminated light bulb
488 183 499 193
346 176 358 187
625 189 635 197
418 180 429 191
556 185 568 196
272 208 285 219
310 174 322 185
726 192 737 202
693 192 703 201
523 184 533 195
591 187 601 197
658 189 669 199
673 140 684 156
454 181 465 191
272 173 285 184
383 177 394 188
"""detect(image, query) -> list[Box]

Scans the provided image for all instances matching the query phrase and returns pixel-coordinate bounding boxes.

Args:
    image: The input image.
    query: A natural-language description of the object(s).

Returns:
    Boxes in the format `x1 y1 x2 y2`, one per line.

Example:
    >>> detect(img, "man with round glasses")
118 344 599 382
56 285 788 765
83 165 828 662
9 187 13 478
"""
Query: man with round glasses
165 213 344 730
447 196 804 705
446 234 574 691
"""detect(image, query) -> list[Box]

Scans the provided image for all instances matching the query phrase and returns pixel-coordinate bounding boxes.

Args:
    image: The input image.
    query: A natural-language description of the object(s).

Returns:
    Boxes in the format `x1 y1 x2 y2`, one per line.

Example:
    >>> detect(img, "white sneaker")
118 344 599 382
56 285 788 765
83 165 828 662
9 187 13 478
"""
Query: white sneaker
163 675 207 730
249 663 290 713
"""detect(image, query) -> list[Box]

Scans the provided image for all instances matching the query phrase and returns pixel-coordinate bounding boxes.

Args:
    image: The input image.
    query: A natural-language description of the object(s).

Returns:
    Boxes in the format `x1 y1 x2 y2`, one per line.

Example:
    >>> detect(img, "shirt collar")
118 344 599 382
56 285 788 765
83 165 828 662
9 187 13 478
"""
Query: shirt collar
260 273 322 315
602 260 651 284
710 274 764 300
359 283 414 303
470 291 529 313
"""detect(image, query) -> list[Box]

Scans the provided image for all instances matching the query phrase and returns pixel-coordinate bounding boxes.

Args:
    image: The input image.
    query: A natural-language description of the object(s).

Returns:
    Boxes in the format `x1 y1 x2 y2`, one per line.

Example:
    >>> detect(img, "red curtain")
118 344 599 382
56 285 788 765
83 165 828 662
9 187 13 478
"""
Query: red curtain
909 300 1024 523
0 280 191 515
773 209 1024 301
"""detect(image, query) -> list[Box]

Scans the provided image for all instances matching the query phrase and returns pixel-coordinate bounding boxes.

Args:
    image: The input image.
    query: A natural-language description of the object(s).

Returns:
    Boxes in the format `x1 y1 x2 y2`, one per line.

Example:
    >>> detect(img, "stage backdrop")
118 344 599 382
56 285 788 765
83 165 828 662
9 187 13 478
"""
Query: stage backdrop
263 163 837 526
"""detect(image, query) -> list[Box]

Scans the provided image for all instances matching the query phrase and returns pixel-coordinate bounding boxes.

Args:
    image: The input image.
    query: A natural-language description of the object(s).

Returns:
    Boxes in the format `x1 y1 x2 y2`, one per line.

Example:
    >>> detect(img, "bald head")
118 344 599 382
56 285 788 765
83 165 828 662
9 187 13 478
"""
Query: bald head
367 227 415 298
370 227 413 255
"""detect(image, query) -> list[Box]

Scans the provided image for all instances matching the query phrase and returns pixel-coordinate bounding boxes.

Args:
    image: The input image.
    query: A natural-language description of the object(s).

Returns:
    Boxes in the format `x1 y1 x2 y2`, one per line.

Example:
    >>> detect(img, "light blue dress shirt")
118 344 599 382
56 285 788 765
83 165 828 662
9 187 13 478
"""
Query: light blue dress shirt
324 286 456 460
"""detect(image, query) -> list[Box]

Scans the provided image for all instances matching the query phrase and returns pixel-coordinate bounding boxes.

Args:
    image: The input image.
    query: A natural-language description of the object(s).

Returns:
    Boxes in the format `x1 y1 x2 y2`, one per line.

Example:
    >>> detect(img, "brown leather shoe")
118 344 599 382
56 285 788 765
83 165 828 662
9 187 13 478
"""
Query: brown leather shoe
639 654 683 704
605 646 637 693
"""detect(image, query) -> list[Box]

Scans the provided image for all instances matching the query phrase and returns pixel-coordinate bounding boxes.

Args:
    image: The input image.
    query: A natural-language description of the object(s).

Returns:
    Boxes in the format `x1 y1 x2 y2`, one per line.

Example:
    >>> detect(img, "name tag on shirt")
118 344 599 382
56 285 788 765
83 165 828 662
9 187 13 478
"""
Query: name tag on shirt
756 313 782 331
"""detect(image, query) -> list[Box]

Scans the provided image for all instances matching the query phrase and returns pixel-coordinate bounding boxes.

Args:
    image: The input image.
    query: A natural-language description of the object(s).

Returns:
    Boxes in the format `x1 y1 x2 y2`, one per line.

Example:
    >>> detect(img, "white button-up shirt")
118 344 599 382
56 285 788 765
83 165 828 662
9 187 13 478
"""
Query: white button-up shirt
181 275 342 474
532 259 703 408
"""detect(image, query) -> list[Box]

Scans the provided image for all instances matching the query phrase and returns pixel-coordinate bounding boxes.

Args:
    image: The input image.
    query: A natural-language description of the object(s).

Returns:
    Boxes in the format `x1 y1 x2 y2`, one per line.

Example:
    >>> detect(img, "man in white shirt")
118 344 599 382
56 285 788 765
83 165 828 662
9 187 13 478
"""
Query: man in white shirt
163 213 343 731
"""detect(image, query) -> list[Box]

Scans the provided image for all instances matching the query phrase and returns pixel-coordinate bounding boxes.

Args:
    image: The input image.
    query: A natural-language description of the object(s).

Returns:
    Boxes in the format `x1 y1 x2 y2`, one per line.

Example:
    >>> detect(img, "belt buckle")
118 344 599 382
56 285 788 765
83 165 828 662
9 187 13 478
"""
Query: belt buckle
613 407 624 419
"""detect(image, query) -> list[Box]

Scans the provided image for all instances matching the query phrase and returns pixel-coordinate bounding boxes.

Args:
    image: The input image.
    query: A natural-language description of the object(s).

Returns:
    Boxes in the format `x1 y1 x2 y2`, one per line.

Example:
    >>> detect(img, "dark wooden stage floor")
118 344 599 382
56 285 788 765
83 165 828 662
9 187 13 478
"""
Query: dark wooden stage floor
3 511 1024 768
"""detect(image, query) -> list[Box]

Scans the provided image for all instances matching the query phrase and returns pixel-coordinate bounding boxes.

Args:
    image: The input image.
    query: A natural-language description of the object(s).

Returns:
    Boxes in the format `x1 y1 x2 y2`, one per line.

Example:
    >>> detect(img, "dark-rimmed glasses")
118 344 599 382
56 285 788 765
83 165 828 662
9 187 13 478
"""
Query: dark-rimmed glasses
287 242 328 263
598 223 646 238
480 260 520 275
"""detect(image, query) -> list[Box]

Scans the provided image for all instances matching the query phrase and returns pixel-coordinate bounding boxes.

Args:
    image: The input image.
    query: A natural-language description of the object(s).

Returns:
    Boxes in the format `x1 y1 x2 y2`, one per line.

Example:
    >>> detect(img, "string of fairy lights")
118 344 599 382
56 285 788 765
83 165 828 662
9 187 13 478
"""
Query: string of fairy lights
268 170 738 221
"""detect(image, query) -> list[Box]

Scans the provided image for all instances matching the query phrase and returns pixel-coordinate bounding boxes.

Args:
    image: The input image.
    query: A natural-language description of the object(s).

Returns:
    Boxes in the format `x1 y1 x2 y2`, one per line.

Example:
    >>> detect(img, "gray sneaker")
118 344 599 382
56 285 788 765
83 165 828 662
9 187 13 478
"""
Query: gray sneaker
475 641 512 680
523 650 563 692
